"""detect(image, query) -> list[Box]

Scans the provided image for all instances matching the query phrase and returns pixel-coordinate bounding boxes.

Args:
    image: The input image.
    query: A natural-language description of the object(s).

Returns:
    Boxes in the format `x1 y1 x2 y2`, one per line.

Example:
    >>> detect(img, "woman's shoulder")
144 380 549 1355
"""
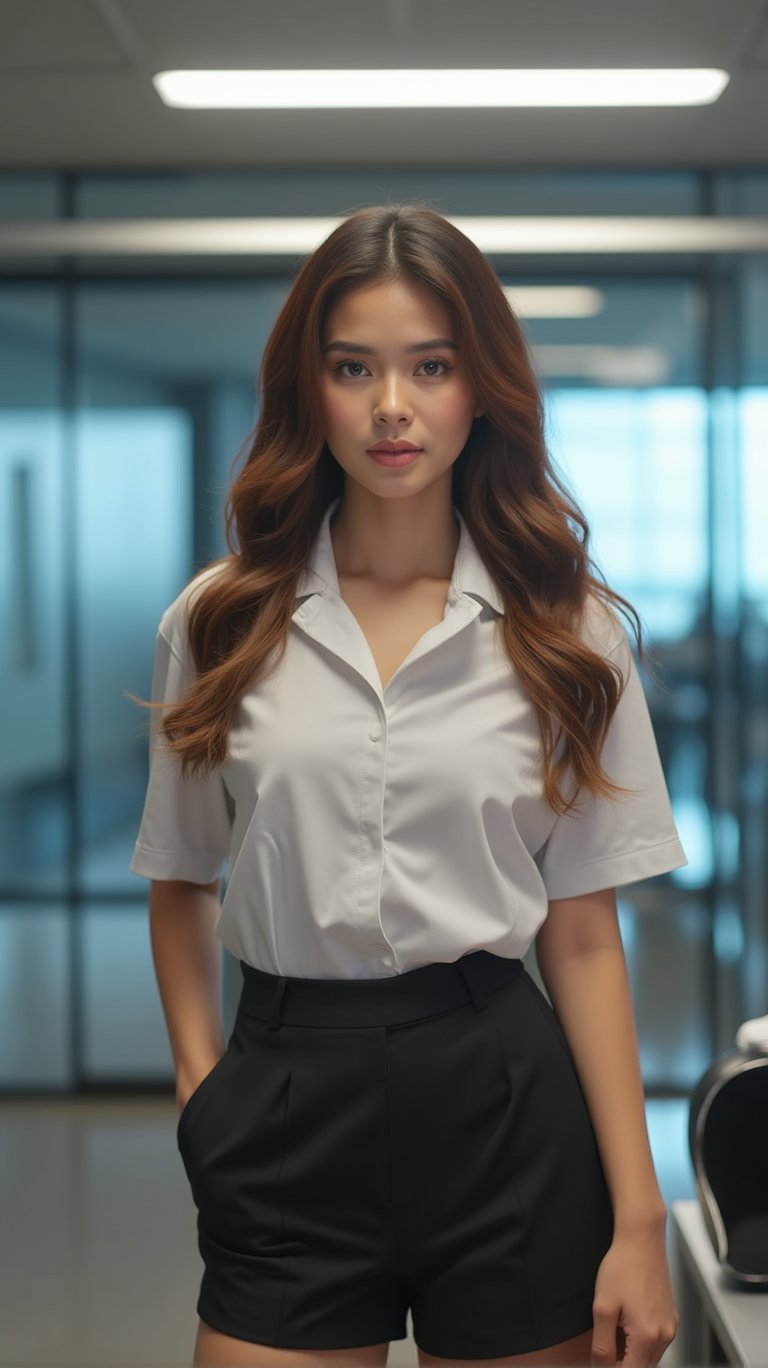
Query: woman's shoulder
157 557 233 667
578 591 631 663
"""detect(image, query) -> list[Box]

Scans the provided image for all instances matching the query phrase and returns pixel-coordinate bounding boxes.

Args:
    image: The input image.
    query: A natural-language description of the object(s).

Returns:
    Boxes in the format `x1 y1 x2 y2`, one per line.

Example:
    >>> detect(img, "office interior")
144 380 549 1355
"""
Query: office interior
1 1 768 1364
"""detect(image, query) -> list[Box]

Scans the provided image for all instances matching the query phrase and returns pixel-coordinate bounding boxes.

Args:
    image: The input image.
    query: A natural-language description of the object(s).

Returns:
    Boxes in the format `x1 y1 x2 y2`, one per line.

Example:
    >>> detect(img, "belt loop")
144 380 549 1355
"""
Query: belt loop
267 977 288 1030
454 957 489 1013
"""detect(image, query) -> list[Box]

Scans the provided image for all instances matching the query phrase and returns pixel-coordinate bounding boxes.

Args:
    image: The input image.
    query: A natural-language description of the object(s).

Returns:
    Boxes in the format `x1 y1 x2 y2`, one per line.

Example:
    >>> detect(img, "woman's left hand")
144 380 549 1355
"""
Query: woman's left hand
590 1220 679 1366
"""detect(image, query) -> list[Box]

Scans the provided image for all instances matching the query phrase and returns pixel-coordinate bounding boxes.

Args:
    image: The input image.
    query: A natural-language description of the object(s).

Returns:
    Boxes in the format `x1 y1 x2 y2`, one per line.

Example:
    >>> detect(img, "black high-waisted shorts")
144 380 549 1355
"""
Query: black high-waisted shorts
176 949 614 1359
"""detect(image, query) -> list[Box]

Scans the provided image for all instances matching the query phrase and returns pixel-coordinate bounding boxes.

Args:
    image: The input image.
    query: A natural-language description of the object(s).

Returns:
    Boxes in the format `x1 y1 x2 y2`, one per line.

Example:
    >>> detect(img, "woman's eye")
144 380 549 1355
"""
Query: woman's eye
334 356 452 379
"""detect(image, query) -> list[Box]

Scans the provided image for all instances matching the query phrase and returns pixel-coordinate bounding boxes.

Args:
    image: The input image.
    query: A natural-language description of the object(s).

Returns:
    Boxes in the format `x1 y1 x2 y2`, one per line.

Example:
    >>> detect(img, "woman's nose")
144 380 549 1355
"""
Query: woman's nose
373 375 413 415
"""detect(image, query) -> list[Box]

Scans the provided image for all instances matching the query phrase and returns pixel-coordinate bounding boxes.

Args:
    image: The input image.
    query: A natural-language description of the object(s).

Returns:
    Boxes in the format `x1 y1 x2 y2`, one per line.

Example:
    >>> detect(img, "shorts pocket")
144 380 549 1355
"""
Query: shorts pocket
176 1042 236 1147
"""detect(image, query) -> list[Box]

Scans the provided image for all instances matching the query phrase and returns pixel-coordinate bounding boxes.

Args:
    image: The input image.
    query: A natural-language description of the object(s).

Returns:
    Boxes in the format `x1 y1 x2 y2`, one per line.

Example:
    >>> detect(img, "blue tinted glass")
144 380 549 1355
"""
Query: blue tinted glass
0 290 69 894
547 387 707 641
75 406 192 892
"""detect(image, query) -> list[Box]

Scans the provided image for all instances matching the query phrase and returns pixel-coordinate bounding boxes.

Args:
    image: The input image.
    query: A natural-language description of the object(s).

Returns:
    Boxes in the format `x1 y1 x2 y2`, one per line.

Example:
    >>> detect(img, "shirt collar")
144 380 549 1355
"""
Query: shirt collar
295 495 504 616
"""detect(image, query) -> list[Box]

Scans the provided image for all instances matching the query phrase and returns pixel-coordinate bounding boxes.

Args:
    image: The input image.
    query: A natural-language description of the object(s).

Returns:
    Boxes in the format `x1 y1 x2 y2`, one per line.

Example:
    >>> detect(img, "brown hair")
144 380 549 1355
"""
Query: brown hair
129 201 649 816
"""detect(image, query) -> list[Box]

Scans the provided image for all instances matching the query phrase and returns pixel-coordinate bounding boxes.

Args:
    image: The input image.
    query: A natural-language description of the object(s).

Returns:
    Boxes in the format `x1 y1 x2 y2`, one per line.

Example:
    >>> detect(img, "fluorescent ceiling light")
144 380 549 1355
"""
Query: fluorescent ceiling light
533 346 670 385
152 68 729 109
2 218 767 257
503 287 604 318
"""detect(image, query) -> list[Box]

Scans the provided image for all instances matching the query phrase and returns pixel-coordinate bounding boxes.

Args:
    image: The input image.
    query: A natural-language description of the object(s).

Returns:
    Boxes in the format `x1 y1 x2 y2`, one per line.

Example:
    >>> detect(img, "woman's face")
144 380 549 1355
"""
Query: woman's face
319 277 483 500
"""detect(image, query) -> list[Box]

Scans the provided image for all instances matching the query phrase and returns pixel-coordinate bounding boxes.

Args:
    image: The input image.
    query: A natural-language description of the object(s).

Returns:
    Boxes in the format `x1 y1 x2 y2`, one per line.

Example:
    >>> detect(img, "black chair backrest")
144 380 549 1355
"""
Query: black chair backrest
688 1050 768 1285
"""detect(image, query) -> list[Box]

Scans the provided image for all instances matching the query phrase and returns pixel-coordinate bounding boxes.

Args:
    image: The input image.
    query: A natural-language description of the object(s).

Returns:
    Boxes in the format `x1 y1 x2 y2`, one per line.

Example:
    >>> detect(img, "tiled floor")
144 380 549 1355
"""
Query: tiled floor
0 1097 696 1367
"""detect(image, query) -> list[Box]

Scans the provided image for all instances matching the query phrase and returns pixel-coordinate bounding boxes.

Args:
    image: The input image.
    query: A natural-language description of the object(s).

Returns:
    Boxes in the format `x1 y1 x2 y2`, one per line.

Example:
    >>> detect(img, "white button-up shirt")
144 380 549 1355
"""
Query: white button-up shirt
130 495 687 979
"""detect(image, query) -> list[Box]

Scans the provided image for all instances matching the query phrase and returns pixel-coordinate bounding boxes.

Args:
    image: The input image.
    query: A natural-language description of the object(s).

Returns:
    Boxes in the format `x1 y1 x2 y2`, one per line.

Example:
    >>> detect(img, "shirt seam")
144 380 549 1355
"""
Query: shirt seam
543 834 683 879
158 623 193 673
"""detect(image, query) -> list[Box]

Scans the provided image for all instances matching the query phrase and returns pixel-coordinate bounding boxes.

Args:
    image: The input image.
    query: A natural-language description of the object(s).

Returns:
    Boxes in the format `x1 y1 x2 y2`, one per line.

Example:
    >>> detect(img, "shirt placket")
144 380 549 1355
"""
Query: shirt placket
293 591 484 973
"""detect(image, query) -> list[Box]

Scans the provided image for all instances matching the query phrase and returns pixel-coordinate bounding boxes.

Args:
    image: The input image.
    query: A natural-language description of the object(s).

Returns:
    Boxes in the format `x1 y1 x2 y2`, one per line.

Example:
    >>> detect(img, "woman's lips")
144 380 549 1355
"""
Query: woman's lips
367 444 423 452
367 448 423 467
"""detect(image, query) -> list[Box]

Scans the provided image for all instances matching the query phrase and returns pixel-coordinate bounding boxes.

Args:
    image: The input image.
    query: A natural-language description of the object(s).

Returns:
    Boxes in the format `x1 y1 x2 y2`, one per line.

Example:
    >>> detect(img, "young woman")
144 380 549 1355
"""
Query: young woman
129 203 687 1368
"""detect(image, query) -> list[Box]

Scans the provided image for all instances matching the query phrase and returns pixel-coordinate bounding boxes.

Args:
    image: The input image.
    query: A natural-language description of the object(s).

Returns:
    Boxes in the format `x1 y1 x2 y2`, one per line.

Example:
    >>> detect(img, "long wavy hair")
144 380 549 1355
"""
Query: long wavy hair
129 201 648 816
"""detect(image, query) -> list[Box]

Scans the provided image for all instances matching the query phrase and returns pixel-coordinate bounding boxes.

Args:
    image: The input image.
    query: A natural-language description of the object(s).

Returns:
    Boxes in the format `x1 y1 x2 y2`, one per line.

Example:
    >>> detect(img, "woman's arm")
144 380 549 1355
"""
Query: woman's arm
149 877 226 1111
536 886 678 1362
534 884 666 1231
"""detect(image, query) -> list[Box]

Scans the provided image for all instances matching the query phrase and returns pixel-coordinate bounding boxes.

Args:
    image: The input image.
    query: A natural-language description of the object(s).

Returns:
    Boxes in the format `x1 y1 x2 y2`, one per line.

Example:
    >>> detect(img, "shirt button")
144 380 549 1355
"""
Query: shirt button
369 725 381 742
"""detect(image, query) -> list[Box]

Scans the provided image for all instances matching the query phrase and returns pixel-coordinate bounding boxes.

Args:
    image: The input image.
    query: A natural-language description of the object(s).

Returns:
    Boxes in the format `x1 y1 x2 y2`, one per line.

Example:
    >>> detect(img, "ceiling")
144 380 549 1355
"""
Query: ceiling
1 0 768 170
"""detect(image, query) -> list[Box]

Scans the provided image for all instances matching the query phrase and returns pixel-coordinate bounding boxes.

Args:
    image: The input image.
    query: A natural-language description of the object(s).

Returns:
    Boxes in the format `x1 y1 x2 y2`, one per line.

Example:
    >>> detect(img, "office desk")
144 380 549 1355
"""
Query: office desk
671 1200 768 1367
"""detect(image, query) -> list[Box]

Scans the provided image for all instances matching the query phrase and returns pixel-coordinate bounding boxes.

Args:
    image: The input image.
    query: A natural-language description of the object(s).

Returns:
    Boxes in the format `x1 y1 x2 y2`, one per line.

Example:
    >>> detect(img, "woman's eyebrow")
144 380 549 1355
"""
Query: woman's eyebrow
322 337 458 355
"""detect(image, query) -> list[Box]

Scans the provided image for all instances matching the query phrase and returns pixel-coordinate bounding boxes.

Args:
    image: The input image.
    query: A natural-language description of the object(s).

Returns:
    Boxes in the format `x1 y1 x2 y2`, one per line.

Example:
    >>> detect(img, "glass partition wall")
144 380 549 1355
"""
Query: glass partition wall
0 172 764 1101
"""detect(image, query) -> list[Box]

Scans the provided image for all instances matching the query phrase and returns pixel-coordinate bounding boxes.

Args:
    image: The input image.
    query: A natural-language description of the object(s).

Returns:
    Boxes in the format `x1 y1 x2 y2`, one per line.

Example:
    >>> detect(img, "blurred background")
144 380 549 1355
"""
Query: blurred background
1 1 767 1364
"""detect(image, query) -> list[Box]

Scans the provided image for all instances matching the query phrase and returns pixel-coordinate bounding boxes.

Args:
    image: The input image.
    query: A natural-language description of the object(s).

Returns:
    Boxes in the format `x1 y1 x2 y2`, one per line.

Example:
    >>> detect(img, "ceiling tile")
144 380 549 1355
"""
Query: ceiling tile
0 0 130 69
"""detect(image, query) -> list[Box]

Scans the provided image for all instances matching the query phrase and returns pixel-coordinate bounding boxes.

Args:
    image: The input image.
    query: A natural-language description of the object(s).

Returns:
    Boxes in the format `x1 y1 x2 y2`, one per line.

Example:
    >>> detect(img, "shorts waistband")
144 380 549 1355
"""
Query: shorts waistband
237 950 525 1030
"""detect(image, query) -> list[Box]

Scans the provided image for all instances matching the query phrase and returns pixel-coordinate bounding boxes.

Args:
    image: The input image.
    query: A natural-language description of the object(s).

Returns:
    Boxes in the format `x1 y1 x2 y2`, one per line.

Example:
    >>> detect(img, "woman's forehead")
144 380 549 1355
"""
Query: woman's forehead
323 282 455 341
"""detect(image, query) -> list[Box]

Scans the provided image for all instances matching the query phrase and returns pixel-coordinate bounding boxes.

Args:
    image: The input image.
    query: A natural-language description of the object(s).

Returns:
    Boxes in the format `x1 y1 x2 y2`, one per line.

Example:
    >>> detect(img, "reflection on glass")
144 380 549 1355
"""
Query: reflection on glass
0 407 68 892
75 408 192 892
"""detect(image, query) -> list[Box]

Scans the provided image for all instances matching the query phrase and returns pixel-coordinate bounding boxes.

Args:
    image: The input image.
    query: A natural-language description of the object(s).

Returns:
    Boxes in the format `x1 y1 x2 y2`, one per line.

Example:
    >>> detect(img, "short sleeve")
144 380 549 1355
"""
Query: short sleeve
128 621 233 884
535 626 688 900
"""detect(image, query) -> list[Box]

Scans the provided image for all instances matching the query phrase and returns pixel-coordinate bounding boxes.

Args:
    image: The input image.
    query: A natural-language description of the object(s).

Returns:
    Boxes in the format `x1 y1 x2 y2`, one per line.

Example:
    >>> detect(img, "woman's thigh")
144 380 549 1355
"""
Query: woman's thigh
194 1318 390 1366
417 1325 594 1367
